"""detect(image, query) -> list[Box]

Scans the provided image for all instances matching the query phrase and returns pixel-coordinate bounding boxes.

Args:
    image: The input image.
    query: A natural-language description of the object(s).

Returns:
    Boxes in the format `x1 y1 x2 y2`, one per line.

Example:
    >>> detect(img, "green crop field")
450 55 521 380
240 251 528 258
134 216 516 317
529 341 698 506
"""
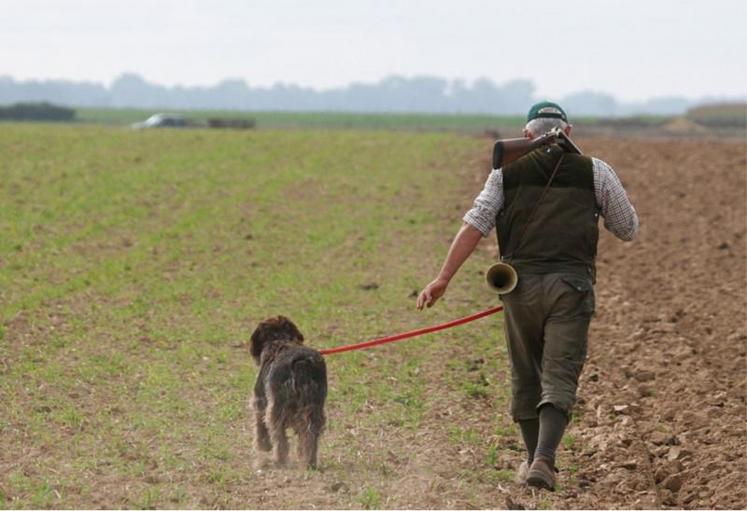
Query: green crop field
0 124 513 508
76 107 527 134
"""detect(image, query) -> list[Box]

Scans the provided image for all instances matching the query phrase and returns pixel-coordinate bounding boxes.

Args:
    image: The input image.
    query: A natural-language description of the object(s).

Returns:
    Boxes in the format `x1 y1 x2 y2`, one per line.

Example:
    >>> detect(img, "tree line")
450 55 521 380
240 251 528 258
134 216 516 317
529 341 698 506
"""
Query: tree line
0 73 738 116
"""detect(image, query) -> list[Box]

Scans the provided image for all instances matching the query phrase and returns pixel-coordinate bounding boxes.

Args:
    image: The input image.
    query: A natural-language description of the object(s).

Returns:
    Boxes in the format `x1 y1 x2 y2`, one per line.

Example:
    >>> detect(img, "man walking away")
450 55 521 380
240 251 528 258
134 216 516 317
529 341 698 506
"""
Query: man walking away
416 101 639 490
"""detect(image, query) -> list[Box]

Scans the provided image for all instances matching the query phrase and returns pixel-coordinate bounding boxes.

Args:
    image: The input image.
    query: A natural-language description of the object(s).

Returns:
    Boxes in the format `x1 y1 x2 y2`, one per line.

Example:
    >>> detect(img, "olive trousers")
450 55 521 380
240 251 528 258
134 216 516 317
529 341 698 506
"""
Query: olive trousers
500 272 595 421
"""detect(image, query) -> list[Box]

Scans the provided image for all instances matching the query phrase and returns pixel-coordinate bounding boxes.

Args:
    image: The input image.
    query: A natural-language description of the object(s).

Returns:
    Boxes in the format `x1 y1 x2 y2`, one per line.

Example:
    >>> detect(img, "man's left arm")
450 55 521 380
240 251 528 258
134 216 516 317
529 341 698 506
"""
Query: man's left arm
593 158 639 241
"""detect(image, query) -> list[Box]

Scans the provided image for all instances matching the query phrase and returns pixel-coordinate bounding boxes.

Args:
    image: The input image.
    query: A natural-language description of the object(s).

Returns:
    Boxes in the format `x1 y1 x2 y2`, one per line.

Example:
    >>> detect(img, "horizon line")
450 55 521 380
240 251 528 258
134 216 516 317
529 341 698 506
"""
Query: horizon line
2 72 745 105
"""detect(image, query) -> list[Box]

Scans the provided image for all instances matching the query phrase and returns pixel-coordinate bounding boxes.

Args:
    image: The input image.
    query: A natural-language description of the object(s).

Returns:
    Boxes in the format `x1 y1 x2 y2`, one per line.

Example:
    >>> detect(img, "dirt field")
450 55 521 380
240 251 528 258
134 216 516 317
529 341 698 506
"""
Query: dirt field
463 135 747 509
466 135 746 509
506 136 747 509
548 136 747 509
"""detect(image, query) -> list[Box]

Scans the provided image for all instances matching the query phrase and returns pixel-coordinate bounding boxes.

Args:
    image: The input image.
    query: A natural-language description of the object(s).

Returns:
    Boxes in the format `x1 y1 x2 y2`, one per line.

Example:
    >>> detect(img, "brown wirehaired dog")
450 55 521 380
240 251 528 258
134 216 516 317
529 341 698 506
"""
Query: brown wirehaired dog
250 316 327 469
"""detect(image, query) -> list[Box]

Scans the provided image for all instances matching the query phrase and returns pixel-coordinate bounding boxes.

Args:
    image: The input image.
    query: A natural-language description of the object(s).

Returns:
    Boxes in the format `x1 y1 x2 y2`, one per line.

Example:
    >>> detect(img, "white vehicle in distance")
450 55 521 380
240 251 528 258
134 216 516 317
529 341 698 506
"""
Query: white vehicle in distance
131 113 191 129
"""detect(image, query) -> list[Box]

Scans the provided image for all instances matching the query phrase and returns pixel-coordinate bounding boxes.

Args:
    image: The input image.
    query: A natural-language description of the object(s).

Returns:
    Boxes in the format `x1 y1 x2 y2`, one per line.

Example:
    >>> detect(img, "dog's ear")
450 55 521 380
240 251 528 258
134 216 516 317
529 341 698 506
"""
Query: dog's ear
250 322 268 364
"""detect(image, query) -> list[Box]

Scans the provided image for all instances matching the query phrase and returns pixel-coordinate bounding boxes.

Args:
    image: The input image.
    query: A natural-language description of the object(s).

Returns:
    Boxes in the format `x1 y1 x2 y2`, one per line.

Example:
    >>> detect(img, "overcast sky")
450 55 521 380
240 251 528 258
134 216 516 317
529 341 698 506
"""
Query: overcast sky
2 0 745 101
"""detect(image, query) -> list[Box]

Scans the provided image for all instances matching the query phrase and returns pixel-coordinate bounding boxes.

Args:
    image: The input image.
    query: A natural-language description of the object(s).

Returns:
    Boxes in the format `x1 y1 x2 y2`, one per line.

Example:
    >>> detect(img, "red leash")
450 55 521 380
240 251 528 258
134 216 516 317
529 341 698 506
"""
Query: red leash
319 304 504 356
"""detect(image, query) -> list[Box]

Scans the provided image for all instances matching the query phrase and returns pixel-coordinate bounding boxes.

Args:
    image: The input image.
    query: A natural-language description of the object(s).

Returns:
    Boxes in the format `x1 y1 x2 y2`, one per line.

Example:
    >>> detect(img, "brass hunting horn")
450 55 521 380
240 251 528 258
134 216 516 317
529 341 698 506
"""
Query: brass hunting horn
486 128 582 295
485 262 519 295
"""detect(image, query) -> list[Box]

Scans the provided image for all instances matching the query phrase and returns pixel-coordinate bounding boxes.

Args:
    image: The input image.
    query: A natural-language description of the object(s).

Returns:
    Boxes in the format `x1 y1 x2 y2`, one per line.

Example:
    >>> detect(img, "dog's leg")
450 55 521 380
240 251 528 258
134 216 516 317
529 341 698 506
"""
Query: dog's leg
253 396 272 452
270 426 289 467
295 424 310 468
299 408 325 469
298 430 318 469
266 399 289 467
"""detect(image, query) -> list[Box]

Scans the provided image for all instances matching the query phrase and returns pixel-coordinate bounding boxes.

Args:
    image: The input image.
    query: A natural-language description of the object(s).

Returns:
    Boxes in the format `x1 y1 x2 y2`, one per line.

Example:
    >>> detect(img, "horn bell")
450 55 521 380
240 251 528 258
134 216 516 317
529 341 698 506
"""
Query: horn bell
485 262 518 295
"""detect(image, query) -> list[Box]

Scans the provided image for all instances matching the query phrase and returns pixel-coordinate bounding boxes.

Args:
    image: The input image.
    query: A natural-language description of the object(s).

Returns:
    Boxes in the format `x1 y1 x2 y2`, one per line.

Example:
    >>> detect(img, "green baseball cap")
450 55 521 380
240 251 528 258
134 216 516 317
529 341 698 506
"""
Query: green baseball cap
527 101 568 122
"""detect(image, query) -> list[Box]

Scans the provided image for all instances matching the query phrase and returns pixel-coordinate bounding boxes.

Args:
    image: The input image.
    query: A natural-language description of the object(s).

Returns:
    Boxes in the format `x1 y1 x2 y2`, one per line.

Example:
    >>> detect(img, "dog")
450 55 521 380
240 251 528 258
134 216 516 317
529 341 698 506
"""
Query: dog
250 316 327 469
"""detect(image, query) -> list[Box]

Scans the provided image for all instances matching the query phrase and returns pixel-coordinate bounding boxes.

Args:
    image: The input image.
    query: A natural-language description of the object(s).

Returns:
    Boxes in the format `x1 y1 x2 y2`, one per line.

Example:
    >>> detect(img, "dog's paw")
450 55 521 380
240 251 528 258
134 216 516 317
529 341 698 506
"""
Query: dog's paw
254 455 273 470
256 437 272 452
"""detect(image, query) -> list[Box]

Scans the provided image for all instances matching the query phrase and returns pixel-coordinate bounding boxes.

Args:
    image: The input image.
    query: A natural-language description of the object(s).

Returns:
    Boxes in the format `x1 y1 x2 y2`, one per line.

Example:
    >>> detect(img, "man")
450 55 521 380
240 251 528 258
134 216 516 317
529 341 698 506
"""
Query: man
416 101 638 490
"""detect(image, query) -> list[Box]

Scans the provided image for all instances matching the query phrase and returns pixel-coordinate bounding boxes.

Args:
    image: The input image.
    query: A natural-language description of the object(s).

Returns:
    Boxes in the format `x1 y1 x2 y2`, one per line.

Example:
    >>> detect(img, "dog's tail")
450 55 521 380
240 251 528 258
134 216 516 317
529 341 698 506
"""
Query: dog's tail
289 351 328 404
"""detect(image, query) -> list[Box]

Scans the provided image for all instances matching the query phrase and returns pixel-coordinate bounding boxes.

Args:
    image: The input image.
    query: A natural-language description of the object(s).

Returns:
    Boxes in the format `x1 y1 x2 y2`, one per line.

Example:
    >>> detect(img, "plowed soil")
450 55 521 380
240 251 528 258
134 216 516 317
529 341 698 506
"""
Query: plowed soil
498 136 747 509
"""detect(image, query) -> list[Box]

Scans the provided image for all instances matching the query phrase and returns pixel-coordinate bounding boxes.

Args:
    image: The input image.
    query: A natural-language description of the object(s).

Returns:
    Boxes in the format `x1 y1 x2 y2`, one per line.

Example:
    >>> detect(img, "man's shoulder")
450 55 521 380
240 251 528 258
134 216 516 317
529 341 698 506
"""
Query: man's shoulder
589 156 613 171
565 152 595 166
486 167 504 183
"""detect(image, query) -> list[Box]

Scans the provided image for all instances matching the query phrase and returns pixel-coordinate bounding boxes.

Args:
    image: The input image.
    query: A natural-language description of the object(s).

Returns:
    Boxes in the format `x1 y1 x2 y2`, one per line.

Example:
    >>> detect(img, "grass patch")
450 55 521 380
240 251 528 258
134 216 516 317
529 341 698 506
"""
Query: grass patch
0 123 506 508
448 426 482 445
359 487 382 509
562 433 576 450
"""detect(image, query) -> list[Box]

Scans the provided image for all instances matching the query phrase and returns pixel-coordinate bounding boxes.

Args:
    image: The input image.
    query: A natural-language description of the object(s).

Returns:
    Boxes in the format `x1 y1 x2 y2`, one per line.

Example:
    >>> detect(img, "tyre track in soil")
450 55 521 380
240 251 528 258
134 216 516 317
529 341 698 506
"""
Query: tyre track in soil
508 136 746 509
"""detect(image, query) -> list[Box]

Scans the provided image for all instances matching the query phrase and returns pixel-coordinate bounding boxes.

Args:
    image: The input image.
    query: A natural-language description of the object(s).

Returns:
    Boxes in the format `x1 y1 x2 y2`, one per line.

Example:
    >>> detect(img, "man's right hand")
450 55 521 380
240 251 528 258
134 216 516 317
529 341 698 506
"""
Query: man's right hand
415 223 482 310
416 277 449 310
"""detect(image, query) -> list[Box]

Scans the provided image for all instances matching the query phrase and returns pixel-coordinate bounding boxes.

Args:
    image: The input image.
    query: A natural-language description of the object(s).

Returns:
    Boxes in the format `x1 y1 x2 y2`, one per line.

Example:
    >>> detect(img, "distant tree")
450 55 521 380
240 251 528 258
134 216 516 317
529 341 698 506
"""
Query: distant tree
639 96 693 115
212 79 252 109
110 73 170 108
561 91 619 117
447 78 534 114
